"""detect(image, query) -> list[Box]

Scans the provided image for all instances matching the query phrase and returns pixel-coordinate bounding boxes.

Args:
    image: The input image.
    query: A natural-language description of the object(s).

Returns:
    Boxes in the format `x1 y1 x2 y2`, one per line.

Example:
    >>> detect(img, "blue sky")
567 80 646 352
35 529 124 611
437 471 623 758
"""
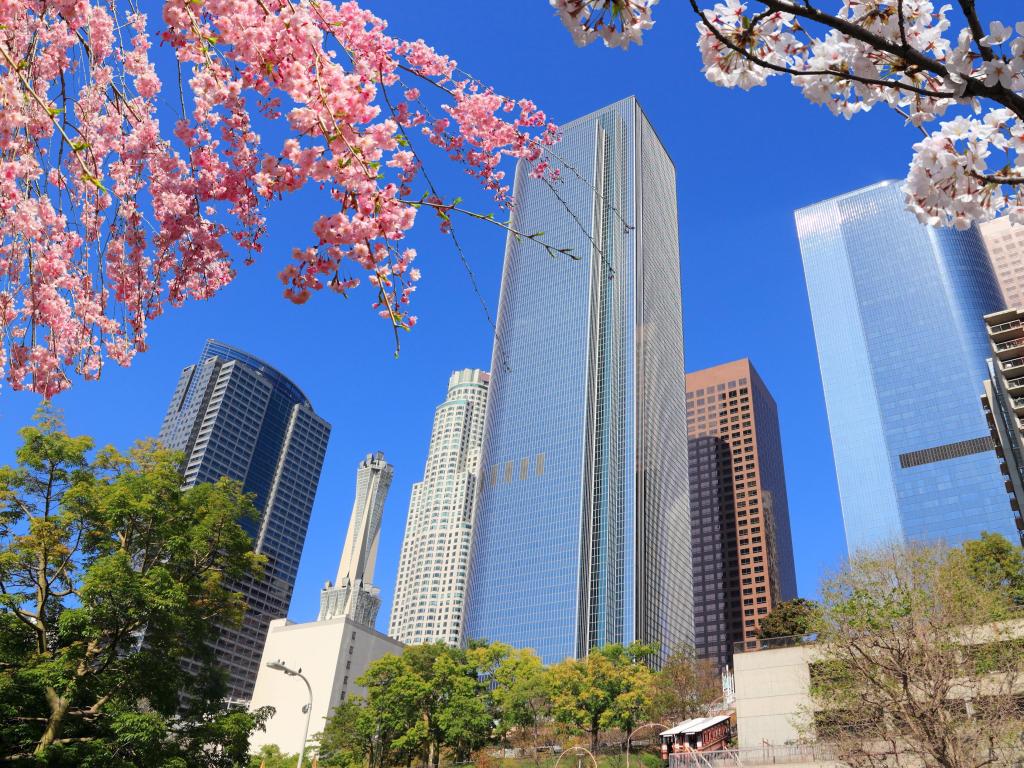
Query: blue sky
4 1 1013 633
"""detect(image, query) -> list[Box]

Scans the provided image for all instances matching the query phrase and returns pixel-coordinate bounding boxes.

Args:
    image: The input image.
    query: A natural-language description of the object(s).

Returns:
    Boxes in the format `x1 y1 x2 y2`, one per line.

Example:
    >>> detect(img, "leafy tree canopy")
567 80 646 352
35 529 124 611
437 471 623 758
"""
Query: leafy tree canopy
757 598 824 640
0 406 268 767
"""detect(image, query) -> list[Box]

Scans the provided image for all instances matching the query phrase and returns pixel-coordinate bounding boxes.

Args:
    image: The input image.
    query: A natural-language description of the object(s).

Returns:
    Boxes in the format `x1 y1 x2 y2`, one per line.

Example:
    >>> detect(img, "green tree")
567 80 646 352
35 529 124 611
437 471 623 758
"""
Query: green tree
487 646 549 749
961 531 1024 609
647 646 720 723
331 643 494 768
314 700 367 768
756 597 823 640
0 407 267 766
549 642 655 753
249 744 307 768
809 540 1024 768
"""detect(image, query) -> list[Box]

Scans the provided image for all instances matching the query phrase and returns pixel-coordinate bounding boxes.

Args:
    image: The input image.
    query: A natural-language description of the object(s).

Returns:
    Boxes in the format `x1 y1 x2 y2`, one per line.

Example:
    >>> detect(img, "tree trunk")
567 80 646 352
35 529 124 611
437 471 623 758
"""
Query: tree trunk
35 687 71 755
590 721 599 755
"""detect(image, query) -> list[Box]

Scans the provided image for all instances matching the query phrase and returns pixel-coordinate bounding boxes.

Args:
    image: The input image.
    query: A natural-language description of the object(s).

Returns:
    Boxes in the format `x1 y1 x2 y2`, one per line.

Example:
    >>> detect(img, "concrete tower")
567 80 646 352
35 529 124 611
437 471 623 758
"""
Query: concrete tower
319 452 393 626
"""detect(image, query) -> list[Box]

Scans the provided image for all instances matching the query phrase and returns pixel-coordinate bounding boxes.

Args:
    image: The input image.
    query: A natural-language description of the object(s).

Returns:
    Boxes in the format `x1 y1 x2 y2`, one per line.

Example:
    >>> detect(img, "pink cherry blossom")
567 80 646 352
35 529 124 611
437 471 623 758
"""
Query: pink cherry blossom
0 1 558 395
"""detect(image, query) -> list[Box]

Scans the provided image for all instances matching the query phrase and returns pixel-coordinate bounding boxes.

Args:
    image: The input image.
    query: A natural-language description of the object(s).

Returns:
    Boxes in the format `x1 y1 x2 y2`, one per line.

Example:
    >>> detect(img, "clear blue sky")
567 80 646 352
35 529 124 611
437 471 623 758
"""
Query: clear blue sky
4 2 1014 633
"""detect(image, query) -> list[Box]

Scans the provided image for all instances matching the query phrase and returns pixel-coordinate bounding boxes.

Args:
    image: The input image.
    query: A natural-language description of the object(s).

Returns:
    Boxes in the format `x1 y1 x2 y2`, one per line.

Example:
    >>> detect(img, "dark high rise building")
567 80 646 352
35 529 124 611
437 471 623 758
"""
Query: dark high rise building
159 340 330 701
464 97 692 666
686 359 796 668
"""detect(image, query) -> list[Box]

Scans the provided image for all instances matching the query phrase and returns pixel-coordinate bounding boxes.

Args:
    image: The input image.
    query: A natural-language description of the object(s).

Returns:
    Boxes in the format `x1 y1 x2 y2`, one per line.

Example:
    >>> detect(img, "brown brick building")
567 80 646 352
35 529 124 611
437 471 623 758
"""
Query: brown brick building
686 359 797 670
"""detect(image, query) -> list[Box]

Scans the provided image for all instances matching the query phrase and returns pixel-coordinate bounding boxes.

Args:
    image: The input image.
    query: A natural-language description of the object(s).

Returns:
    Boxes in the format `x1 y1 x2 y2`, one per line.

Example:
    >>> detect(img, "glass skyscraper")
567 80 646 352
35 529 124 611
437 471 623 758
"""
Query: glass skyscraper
796 180 1017 553
159 340 331 701
463 97 692 666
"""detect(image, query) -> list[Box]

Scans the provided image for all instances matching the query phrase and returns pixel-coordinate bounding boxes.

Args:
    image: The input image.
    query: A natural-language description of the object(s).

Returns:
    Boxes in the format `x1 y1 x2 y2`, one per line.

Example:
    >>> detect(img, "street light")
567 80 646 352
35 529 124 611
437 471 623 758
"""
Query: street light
266 659 313 768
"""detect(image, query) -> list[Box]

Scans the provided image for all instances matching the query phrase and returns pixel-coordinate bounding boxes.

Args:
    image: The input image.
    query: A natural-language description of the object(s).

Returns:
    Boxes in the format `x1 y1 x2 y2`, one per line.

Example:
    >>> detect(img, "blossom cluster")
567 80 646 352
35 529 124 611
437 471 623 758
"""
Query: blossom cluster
551 0 659 49
0 1 557 395
691 1 1024 228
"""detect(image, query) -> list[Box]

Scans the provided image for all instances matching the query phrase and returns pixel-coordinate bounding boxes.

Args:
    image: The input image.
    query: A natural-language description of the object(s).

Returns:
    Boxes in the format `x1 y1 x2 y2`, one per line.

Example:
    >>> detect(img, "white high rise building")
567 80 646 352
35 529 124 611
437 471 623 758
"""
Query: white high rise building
319 452 393 626
389 369 490 646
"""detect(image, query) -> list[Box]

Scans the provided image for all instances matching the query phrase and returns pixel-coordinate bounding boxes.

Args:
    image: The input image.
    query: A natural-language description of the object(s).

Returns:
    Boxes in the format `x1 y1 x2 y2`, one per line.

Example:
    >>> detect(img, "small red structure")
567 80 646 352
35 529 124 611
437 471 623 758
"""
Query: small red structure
659 715 733 754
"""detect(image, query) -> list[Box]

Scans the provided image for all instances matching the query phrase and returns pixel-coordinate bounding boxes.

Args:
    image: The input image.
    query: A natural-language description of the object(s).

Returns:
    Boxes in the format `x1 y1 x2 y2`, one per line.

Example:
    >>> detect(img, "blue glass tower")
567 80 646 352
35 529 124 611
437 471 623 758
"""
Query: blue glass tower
796 180 1016 553
464 97 692 665
159 340 331 700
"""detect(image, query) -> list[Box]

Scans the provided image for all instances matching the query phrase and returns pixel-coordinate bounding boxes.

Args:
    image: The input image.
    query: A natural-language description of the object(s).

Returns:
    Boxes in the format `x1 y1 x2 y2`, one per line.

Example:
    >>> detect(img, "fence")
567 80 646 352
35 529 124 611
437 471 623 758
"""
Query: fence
669 744 839 768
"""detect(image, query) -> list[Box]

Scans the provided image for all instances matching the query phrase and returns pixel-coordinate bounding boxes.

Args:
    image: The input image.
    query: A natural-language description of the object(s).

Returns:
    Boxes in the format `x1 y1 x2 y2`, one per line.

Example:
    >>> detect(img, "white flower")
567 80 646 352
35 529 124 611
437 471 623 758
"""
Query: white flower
551 0 659 49
982 59 1014 88
981 20 1013 46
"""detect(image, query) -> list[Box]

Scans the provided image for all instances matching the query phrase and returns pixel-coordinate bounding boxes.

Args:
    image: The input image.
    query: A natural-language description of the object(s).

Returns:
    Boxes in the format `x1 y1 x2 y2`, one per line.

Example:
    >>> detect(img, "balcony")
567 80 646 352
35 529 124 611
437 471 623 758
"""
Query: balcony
1014 397 1024 416
1002 358 1024 379
989 319 1024 343
995 337 1024 359
1007 377 1024 395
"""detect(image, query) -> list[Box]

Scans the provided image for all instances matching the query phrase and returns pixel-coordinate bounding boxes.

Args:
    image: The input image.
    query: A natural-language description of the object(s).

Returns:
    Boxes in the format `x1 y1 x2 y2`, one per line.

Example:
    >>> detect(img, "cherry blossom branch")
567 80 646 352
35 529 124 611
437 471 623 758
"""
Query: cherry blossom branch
405 200 579 260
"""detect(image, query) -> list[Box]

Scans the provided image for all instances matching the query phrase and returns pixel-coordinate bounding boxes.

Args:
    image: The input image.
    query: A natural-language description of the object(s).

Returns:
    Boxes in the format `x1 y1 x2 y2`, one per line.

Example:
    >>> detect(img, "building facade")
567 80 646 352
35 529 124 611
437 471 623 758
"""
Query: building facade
980 216 1024 309
796 181 1016 553
319 452 393 627
686 359 797 669
389 369 489 646
159 339 331 701
980 310 1024 544
463 97 692 665
249 616 403 755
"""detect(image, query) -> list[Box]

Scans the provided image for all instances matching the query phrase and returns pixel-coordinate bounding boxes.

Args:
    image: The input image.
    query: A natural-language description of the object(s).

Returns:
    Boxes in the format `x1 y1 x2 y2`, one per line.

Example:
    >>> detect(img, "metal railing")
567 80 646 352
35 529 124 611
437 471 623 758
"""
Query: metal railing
733 633 818 655
670 744 839 768
1002 357 1024 370
996 338 1024 352
990 319 1024 334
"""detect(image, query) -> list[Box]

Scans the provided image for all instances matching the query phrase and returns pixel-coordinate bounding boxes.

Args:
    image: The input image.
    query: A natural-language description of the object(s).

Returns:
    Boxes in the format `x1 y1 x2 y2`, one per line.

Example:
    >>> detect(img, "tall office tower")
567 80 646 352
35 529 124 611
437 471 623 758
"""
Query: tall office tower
980 217 1024 308
796 180 1017 553
686 359 797 669
980 310 1024 543
463 97 692 666
159 340 331 702
319 452 393 626
389 369 490 646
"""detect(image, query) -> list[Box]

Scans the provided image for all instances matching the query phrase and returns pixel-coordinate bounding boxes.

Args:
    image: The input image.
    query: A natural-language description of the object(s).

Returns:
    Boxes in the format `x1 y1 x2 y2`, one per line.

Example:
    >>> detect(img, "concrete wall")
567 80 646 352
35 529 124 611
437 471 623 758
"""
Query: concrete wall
249 617 403 755
733 643 818 748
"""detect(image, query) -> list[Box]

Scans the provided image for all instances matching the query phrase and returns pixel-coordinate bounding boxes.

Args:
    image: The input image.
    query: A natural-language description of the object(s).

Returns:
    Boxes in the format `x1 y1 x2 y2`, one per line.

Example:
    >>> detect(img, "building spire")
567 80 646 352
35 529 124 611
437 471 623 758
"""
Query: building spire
319 452 393 626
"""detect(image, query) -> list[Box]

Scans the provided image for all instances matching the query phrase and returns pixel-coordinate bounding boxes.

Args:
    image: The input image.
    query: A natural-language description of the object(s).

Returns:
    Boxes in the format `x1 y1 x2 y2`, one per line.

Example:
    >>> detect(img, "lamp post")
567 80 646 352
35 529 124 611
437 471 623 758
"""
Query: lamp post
266 659 313 768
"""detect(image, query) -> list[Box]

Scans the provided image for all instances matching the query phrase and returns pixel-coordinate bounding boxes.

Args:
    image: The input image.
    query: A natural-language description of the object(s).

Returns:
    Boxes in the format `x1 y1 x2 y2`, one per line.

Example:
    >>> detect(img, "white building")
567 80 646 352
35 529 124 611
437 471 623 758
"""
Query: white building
319 452 393 625
733 639 818 748
389 369 489 646
249 617 402 755
249 452 402 755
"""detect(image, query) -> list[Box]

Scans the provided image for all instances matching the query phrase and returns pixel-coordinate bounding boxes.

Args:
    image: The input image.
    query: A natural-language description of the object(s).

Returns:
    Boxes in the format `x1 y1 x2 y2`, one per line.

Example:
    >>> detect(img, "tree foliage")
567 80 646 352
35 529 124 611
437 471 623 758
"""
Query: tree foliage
757 597 823 640
548 642 656 753
808 537 1024 768
647 646 720 723
0 406 268 766
319 643 492 768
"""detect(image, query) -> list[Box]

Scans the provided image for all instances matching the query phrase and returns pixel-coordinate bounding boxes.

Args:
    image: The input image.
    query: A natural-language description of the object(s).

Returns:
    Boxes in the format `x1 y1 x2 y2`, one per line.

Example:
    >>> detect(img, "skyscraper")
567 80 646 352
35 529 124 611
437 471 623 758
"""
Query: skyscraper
796 180 1016 553
389 369 489 646
159 339 331 701
319 452 393 626
980 310 1024 543
686 359 797 669
463 97 692 666
980 217 1024 309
